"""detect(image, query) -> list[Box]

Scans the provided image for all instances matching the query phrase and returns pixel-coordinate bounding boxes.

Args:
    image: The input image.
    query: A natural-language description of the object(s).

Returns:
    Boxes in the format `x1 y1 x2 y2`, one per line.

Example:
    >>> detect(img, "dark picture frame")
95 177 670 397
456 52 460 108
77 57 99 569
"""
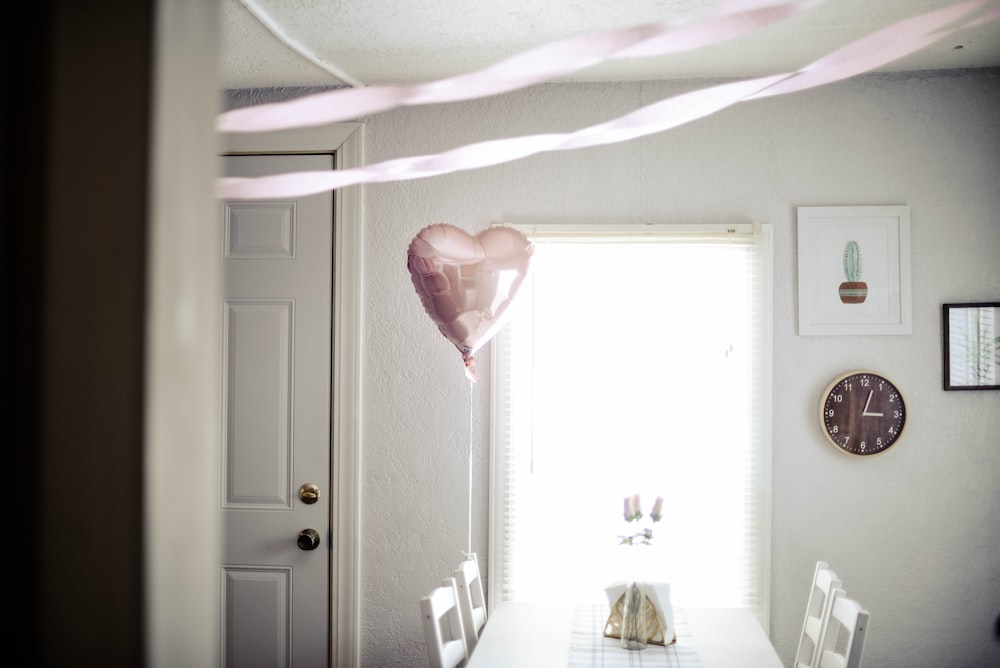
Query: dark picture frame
942 302 1000 391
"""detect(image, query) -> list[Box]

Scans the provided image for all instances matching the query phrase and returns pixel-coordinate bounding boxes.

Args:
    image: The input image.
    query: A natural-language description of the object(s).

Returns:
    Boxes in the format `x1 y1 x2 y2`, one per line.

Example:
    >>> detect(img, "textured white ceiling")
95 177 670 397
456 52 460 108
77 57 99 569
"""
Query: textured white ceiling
220 0 1000 89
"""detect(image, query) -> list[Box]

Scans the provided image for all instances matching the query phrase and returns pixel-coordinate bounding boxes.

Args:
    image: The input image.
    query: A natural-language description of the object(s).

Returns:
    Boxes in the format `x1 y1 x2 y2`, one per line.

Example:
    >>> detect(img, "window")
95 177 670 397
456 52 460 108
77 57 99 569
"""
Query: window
490 223 772 623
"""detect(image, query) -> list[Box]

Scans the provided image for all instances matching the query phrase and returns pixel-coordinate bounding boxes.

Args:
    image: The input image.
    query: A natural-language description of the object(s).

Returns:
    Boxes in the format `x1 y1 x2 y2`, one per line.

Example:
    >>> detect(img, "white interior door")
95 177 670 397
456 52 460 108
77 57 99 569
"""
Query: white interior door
220 153 333 667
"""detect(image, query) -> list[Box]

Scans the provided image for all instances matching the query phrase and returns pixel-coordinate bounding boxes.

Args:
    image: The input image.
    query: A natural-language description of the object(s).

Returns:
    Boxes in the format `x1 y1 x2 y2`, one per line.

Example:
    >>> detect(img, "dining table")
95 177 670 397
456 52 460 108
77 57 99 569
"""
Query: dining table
465 600 784 668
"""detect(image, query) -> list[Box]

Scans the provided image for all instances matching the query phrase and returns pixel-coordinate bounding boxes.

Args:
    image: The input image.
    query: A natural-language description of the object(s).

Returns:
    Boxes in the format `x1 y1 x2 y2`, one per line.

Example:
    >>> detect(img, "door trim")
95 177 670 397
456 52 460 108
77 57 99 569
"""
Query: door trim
222 123 364 668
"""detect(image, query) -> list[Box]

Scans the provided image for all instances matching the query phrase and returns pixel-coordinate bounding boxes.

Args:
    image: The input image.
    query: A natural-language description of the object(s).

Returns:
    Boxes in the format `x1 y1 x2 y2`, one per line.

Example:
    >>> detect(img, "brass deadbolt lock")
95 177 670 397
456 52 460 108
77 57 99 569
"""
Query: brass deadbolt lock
299 483 320 504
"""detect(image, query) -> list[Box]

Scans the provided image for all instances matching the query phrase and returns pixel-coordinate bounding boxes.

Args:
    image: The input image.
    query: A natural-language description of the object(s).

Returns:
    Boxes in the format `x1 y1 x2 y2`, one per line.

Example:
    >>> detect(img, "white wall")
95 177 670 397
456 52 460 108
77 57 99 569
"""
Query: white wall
356 68 1000 667
229 67 1000 666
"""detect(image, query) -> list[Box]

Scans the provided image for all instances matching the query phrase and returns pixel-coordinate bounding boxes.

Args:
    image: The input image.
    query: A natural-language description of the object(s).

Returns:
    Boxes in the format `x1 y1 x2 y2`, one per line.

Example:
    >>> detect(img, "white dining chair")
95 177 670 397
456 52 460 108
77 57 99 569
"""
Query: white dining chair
795 561 843 668
454 553 488 653
420 577 469 668
815 588 870 668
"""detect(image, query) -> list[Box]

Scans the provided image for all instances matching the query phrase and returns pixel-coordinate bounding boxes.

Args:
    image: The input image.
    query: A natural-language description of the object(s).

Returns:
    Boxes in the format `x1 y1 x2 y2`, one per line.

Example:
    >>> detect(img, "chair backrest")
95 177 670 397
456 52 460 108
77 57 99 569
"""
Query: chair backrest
815 589 870 668
454 554 488 653
795 561 843 668
420 578 469 668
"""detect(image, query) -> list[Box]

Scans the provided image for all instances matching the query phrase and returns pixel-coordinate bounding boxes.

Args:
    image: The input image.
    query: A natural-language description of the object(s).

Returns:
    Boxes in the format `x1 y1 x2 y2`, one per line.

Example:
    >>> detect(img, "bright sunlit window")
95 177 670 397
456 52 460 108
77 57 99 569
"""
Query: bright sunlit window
490 224 772 621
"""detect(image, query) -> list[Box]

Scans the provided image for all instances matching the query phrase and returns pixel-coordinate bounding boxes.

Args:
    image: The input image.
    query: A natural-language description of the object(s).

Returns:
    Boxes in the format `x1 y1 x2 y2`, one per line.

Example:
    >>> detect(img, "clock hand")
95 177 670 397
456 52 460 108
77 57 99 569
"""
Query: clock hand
862 390 883 417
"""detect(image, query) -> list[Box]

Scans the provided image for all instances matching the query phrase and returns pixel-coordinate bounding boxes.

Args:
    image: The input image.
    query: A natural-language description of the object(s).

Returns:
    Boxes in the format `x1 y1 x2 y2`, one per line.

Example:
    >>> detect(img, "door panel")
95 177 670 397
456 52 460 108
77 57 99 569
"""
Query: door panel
224 299 293 508
223 566 291 666
220 153 333 667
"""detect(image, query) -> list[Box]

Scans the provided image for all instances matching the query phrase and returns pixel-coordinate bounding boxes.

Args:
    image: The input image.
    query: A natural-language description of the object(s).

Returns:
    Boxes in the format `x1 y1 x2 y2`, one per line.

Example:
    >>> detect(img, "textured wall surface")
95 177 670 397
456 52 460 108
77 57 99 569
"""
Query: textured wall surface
235 68 1000 667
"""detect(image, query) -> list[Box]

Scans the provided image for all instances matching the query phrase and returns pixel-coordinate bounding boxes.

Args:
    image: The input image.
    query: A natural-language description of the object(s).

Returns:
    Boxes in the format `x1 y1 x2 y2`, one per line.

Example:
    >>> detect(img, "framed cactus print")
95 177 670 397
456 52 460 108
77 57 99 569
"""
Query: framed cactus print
796 205 911 335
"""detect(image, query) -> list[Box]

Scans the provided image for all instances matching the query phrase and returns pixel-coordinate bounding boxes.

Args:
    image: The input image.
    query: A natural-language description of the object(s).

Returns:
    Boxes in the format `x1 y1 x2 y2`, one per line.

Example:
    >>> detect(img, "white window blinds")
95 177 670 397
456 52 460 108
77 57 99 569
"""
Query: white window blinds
489 223 772 624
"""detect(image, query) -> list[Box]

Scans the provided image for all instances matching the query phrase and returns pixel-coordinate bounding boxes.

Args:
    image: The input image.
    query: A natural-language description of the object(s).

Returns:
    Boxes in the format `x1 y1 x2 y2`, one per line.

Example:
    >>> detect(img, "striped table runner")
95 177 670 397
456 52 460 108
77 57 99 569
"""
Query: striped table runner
568 604 702 668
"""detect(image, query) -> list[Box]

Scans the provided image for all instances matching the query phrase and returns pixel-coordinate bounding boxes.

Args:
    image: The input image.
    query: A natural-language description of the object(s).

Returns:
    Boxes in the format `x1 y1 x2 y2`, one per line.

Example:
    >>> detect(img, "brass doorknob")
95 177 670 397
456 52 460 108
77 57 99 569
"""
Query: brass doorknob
299 483 320 504
297 528 321 551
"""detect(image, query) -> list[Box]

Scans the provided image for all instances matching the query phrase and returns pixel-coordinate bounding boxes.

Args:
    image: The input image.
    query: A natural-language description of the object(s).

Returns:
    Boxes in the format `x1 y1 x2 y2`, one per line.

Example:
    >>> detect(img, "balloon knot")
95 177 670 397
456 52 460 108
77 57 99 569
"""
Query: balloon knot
463 352 479 383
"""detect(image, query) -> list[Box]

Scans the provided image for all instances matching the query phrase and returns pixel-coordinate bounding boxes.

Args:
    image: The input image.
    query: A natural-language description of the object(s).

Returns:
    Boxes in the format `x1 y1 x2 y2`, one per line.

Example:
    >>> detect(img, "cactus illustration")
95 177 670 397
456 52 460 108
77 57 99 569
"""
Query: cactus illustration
838 240 868 304
843 240 863 282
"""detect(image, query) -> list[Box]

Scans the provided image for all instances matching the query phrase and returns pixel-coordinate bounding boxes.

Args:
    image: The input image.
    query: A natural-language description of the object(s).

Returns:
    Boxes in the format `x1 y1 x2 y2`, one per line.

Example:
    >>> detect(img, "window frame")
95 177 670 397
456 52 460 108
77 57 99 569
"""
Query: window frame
488 222 773 628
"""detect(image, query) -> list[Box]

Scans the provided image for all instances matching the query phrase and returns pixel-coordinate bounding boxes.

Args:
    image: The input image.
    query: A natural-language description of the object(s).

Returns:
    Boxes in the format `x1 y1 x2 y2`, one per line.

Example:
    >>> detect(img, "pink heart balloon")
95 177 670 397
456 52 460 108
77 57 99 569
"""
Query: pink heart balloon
407 224 533 381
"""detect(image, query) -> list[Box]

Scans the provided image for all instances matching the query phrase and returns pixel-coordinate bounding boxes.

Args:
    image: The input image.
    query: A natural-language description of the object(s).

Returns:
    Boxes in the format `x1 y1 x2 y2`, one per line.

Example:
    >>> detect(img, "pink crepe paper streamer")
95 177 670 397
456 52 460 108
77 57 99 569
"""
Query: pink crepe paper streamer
749 0 991 99
216 1 995 200
217 0 817 133
964 6 1000 28
217 76 785 199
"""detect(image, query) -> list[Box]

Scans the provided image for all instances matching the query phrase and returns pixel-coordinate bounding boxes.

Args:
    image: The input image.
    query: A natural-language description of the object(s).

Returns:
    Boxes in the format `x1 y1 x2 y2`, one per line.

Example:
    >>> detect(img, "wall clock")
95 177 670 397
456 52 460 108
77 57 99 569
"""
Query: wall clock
819 371 907 456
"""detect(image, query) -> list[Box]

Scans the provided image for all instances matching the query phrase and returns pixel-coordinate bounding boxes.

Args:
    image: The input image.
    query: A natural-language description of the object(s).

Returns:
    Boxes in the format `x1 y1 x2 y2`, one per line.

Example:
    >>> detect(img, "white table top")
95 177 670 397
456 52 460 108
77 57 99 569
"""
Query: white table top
466 602 783 668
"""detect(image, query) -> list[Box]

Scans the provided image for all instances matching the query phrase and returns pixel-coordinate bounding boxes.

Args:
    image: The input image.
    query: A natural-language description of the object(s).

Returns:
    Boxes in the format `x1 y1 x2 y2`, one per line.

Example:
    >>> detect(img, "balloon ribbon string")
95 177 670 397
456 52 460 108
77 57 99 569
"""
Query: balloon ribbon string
468 376 474 557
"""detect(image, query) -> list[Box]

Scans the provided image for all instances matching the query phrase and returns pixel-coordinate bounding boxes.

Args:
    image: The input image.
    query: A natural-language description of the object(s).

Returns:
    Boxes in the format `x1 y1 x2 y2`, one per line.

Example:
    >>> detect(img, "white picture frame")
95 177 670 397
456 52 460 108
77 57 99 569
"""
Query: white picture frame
797 205 911 335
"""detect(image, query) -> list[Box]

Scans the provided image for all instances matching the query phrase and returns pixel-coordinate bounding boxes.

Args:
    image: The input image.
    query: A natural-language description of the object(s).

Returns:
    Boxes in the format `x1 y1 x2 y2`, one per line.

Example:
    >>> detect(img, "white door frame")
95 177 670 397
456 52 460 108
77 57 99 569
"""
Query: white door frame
222 123 364 668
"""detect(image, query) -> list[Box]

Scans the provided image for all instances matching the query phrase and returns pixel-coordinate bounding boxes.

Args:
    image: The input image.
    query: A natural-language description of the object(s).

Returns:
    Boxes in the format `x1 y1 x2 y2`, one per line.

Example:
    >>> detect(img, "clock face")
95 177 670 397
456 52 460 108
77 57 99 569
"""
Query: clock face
820 371 906 456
